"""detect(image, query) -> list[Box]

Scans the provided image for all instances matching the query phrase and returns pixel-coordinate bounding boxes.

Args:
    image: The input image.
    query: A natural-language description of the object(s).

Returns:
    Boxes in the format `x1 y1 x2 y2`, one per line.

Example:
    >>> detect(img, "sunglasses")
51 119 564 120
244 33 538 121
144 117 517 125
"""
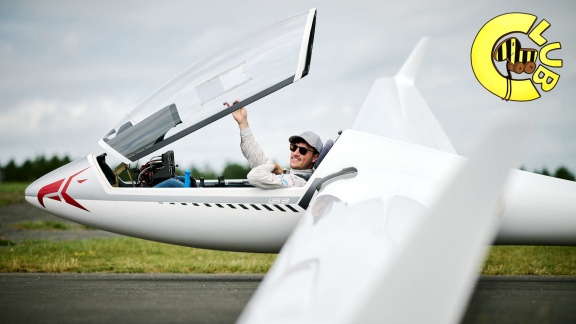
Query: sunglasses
290 143 315 155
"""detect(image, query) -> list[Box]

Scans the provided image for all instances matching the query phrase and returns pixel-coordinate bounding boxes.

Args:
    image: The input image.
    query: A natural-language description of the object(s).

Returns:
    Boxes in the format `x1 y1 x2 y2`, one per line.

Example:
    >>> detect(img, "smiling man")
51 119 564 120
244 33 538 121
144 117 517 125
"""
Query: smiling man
232 107 323 189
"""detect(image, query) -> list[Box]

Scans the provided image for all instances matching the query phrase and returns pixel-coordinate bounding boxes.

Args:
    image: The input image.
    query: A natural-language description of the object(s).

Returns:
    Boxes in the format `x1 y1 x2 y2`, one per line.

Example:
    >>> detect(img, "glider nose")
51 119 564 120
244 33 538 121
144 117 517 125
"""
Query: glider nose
25 177 47 208
25 177 64 209
24 156 93 212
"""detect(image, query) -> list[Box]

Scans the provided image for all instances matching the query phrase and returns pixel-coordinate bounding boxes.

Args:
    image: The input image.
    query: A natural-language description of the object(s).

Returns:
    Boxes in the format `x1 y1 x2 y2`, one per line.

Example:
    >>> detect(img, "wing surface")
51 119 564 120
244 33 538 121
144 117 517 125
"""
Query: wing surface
238 119 528 323
352 38 457 154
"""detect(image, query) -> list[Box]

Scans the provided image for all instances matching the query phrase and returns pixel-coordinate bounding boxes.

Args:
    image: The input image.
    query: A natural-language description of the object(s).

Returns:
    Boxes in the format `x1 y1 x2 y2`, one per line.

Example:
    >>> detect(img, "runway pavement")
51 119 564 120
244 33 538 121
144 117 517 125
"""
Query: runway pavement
0 273 261 324
463 276 576 323
1 273 575 323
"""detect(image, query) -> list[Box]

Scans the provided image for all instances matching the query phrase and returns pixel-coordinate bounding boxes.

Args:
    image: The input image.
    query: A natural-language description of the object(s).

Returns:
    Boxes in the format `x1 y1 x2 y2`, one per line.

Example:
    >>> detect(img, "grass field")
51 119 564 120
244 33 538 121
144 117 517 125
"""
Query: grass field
11 220 94 230
483 245 576 275
1 182 575 274
1 236 575 274
0 237 276 273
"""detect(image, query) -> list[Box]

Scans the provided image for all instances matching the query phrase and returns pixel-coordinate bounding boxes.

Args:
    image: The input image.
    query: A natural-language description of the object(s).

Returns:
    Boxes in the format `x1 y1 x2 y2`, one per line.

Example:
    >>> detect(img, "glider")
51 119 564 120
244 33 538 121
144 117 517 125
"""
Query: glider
24 9 576 323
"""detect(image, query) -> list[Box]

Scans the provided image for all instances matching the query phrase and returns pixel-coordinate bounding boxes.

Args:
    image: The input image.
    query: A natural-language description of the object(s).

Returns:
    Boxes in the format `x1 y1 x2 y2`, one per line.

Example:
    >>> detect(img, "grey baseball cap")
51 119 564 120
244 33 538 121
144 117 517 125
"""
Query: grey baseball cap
289 131 323 153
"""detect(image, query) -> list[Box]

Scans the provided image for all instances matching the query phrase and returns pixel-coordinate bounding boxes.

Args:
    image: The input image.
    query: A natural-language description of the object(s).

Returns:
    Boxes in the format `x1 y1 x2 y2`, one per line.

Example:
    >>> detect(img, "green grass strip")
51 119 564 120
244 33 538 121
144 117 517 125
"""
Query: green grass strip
13 220 73 230
1 238 575 275
0 237 276 273
482 246 576 275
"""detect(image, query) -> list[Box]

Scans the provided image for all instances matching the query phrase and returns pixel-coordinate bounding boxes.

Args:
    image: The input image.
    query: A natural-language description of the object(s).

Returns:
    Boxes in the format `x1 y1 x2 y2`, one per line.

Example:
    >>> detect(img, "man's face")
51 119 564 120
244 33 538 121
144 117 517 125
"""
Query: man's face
289 142 318 170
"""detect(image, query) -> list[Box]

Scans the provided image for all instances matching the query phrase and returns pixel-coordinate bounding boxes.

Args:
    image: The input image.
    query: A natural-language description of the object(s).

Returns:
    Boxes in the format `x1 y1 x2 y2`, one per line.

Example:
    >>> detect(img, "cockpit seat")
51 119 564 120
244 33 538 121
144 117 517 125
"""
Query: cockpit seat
96 153 134 187
314 139 334 169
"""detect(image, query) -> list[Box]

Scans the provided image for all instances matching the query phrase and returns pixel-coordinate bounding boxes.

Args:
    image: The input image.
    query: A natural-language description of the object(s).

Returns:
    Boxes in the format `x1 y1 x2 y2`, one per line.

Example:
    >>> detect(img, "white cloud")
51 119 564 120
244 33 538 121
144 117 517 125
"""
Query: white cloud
0 96 135 163
61 31 84 54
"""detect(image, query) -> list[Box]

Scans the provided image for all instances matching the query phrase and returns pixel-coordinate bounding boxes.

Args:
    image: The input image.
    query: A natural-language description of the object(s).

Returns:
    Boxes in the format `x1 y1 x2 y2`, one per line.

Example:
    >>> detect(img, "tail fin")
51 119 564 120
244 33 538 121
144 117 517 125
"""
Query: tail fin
352 37 456 154
395 37 428 85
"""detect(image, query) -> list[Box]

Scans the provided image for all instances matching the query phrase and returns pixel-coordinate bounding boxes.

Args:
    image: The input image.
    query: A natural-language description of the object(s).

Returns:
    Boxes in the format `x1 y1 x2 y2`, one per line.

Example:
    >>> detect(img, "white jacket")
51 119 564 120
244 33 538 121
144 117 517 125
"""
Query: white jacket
240 128 312 189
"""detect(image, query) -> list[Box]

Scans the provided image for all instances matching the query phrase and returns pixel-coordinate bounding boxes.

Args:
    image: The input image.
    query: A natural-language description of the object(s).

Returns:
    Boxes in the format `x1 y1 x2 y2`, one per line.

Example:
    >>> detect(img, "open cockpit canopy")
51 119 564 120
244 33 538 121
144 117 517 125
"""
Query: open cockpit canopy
99 8 316 163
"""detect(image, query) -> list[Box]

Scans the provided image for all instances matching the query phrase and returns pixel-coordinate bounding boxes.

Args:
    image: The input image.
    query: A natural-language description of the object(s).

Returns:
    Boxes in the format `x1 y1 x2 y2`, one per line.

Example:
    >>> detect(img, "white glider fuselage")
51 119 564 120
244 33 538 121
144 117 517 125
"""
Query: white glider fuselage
24 128 576 253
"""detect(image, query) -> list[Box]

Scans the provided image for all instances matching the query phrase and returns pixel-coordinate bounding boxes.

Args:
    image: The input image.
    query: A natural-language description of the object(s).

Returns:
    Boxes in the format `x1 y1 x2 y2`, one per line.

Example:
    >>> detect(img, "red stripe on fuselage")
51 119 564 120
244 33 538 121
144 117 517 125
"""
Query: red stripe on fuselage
37 167 91 212
38 179 64 207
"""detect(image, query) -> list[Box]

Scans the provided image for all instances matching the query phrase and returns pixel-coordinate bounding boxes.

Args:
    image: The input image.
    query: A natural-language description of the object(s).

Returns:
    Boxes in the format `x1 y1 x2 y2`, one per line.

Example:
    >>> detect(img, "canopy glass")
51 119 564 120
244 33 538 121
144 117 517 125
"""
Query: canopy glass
99 9 316 163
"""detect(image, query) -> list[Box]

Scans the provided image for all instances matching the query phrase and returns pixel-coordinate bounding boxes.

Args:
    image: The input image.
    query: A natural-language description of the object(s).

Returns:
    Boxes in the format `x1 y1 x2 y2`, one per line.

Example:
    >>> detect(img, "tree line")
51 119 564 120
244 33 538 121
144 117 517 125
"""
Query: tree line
525 166 575 181
1 154 574 183
181 162 251 180
0 155 251 182
0 155 72 182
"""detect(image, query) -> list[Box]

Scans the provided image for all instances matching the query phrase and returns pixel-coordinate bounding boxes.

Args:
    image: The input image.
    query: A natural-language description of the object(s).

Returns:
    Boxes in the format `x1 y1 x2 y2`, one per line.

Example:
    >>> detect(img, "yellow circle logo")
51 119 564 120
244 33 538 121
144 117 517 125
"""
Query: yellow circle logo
471 13 563 101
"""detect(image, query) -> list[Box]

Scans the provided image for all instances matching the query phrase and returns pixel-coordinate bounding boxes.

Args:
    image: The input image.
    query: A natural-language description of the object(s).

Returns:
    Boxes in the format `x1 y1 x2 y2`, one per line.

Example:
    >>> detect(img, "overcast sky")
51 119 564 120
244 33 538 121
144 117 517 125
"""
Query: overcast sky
1 0 574 174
